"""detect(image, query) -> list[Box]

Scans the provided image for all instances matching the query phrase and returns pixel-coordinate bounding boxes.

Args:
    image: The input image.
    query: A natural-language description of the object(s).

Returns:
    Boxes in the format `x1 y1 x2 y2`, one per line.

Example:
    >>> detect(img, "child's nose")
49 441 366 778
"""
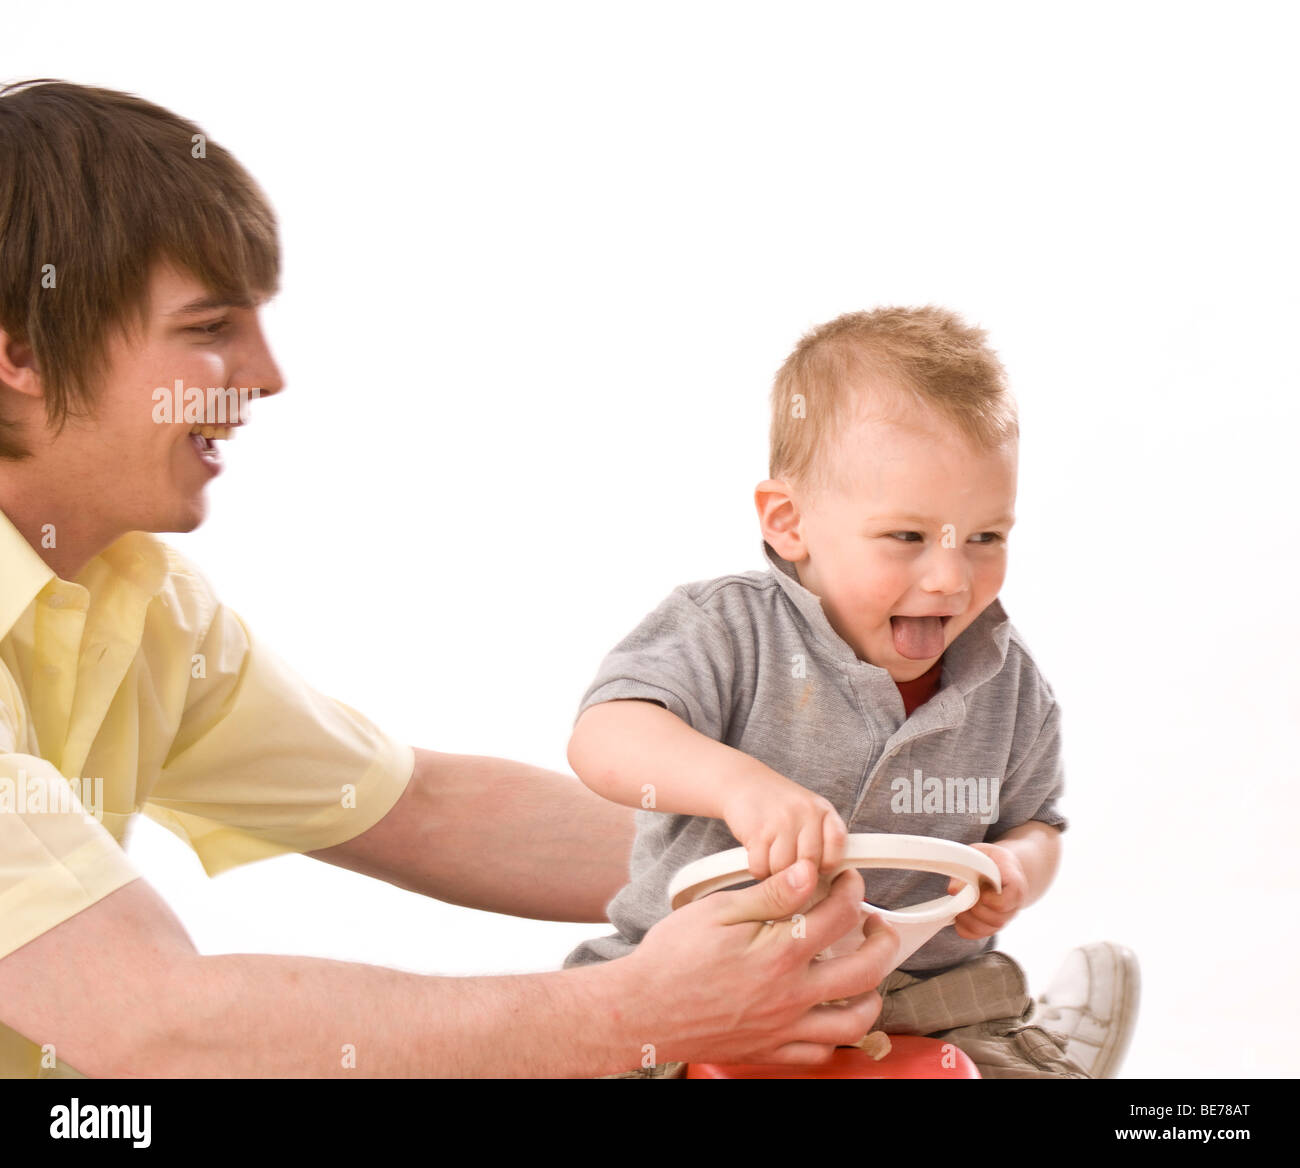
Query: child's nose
919 546 968 594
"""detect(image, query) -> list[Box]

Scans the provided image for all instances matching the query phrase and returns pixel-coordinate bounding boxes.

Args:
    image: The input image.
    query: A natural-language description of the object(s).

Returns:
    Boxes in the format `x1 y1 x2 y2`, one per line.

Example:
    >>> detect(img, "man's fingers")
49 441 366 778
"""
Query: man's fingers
795 995 883 1046
713 857 819 926
745 1042 840 1067
792 867 867 952
758 994 882 1060
763 1043 839 1067
806 912 900 1002
705 862 871 963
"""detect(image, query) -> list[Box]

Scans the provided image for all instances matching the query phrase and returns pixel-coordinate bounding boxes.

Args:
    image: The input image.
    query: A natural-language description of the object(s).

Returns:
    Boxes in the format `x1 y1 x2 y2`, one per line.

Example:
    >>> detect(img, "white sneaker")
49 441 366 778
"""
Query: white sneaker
1032 941 1140 1078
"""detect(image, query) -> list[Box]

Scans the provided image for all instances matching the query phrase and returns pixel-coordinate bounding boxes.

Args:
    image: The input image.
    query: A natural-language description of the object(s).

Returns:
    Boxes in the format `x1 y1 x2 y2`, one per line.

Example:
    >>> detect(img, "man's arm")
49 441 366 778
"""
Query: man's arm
0 862 895 1076
305 747 637 922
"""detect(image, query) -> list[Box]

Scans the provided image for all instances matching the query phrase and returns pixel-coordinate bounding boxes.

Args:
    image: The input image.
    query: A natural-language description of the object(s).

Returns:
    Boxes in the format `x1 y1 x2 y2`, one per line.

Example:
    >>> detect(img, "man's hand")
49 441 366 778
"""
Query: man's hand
719 769 848 879
621 859 898 1067
945 842 1027 939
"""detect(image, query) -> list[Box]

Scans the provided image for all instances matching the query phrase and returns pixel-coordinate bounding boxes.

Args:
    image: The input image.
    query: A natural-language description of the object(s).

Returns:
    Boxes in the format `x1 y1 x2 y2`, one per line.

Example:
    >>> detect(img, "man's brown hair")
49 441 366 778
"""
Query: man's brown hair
769 306 1019 496
0 79 280 459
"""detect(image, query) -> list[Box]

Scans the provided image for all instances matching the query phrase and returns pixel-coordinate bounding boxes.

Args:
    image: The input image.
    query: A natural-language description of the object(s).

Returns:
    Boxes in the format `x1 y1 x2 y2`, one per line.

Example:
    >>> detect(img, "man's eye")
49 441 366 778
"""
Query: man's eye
972 533 1006 545
890 532 923 542
187 320 229 337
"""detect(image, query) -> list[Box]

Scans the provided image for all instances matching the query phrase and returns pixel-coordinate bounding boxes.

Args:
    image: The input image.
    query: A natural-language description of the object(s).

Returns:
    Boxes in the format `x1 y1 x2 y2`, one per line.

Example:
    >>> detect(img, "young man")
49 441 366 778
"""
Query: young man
0 79 896 1077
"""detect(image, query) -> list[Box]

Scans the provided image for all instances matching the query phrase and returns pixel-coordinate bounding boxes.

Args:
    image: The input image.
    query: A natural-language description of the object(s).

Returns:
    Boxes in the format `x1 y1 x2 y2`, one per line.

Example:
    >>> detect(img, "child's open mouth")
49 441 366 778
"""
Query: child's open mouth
890 614 951 660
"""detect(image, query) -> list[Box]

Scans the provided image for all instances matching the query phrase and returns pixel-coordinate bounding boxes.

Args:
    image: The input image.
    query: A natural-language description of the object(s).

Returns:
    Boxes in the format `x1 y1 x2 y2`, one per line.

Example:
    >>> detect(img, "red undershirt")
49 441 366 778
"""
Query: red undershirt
894 655 944 718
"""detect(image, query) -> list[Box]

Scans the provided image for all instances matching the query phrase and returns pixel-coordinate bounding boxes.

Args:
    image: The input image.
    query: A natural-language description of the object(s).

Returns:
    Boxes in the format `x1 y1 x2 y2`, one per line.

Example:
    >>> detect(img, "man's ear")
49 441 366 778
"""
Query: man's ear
0 325 42 398
755 478 808 562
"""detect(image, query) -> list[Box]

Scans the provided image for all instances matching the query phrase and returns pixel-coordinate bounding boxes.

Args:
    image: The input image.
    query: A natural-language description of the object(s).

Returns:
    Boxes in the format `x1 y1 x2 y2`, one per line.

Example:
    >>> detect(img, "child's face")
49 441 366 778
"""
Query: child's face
774 394 1017 683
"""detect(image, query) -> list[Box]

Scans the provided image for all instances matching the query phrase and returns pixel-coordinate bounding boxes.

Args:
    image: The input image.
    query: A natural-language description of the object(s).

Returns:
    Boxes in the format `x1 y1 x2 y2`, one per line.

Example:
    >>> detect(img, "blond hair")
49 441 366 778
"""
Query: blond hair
0 79 279 460
769 306 1018 495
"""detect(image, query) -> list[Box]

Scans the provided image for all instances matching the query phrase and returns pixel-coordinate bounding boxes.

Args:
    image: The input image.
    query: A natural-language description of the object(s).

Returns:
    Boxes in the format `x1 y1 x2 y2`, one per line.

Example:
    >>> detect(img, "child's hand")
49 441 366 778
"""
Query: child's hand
945 843 1027 939
720 770 847 879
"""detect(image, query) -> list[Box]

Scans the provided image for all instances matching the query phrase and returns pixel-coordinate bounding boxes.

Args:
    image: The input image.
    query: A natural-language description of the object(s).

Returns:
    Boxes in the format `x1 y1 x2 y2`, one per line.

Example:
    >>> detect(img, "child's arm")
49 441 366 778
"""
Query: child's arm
992 820 1062 906
945 820 1062 939
569 699 847 877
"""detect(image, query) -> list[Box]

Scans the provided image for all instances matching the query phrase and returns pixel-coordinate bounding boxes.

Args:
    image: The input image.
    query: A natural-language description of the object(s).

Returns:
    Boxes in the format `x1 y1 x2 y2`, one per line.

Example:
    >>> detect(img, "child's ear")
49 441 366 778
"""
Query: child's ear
755 478 808 562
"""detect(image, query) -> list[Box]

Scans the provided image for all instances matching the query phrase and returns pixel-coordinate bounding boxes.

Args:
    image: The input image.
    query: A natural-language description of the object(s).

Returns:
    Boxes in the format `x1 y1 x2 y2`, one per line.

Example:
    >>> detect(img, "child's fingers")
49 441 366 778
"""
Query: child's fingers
958 904 1012 935
821 811 847 870
966 901 1011 927
979 887 1013 912
949 875 1013 906
769 835 797 879
954 906 1004 936
797 817 826 872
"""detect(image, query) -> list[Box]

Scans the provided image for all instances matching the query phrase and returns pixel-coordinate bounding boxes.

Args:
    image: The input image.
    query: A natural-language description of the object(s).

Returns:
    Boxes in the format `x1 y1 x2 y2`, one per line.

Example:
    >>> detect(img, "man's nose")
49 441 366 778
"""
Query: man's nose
251 356 286 400
237 322 286 404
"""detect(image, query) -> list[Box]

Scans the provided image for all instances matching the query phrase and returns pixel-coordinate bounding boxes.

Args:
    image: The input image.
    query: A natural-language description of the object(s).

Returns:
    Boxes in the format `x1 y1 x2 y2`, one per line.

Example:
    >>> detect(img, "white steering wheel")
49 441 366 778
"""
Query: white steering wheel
667 833 1002 968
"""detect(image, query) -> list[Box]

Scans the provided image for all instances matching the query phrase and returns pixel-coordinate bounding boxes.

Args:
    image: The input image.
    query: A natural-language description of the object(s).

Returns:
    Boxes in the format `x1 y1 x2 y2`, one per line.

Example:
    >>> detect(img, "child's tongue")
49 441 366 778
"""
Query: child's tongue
891 615 945 660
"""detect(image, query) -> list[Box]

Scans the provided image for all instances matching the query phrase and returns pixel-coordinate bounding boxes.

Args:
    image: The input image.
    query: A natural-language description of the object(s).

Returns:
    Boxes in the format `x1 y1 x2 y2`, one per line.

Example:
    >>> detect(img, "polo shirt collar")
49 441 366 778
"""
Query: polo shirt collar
0 508 54 640
0 507 169 640
760 539 1011 698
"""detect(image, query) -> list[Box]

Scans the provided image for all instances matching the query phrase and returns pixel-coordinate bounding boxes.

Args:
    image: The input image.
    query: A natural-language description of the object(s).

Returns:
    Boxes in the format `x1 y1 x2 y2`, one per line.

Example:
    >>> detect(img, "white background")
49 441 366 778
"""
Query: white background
6 1 1298 1078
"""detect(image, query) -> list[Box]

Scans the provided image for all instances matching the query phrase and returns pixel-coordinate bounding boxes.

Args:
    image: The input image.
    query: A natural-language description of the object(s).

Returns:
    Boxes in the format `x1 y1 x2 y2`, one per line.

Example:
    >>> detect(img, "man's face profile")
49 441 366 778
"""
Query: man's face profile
0 262 283 550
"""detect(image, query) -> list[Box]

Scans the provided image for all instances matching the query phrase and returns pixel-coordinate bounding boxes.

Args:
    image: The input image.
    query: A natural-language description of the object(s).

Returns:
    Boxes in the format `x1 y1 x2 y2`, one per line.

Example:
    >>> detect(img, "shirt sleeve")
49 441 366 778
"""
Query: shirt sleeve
0 670 140 963
576 586 736 741
143 601 415 877
988 699 1068 837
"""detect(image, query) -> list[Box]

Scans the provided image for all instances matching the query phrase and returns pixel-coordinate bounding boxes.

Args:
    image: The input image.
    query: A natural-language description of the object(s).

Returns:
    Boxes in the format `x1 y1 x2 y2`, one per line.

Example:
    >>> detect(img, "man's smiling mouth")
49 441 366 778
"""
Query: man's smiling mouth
187 425 240 473
190 424 240 444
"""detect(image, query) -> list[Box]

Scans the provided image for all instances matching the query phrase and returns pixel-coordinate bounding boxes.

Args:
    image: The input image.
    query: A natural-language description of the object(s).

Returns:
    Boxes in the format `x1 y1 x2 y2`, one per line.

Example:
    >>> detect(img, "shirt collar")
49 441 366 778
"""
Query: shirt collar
760 539 1011 696
0 508 54 640
0 507 170 640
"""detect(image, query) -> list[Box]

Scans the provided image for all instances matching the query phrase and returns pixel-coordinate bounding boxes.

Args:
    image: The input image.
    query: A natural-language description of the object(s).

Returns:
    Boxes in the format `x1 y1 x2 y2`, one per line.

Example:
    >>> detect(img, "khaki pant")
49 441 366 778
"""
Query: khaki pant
604 950 1090 1079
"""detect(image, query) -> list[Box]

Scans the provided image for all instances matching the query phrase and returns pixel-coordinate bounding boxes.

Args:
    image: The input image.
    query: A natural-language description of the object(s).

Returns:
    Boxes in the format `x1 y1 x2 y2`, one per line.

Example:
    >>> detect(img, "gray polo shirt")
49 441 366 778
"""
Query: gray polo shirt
564 541 1067 973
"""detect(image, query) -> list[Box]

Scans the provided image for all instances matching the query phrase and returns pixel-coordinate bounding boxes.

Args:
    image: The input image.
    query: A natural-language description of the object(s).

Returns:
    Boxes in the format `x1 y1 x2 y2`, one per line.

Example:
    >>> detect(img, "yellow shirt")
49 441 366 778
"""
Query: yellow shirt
0 509 415 1077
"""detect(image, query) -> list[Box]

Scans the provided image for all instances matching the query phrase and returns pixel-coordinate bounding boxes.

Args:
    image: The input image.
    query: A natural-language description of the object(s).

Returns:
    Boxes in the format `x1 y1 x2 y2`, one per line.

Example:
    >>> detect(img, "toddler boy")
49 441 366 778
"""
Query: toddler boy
565 307 1131 1078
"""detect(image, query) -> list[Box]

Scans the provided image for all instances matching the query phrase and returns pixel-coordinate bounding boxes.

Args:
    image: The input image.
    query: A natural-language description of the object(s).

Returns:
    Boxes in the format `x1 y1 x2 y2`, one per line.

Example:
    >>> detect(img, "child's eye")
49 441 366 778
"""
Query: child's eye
888 531 1006 544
